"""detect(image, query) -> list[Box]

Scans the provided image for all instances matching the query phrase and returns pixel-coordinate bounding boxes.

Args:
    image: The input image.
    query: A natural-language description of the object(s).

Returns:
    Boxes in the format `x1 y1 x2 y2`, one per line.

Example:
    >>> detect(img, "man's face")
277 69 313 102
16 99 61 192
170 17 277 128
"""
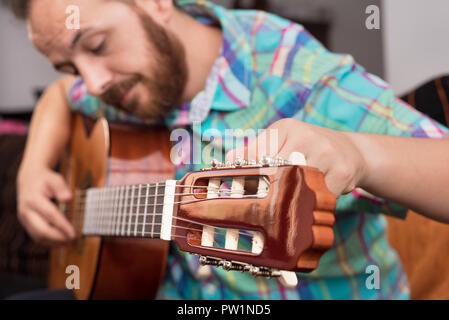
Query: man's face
28 0 188 120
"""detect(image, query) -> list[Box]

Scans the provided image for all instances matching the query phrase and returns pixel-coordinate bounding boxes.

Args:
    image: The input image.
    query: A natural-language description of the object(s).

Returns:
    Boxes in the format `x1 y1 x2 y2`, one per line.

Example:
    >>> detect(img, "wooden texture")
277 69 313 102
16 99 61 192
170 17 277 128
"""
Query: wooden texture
386 211 449 299
48 115 108 299
48 114 174 299
173 165 336 273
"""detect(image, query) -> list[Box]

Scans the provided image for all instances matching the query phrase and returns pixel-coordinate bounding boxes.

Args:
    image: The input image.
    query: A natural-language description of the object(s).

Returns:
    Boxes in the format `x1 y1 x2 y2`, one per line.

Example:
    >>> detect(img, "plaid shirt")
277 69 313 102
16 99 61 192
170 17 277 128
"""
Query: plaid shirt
68 0 448 299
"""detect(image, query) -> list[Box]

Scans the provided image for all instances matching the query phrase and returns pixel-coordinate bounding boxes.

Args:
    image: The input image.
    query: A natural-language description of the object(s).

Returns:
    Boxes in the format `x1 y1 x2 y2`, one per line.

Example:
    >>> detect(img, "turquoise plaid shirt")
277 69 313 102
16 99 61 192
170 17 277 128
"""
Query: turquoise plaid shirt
68 0 448 299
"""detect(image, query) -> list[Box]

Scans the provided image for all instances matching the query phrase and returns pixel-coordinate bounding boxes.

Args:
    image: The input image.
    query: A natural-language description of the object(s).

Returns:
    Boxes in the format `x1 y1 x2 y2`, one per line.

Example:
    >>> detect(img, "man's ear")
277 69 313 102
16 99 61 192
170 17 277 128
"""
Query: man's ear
133 0 176 24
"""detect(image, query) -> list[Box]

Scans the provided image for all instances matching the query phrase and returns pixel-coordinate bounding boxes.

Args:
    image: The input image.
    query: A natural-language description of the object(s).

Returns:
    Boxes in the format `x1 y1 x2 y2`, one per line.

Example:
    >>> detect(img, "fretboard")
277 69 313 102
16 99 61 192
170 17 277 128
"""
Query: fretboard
81 181 177 239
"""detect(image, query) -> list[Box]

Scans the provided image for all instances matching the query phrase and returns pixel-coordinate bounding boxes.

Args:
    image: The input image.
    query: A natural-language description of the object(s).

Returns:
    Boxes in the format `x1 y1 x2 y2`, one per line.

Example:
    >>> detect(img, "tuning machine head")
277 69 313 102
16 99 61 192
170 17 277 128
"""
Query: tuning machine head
197 255 283 278
204 155 291 170
234 157 247 167
210 158 223 169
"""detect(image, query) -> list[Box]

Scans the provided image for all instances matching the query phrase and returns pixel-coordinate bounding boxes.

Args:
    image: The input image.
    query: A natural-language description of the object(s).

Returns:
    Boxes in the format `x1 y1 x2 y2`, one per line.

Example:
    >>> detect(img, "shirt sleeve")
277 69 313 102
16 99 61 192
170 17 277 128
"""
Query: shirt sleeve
300 56 449 218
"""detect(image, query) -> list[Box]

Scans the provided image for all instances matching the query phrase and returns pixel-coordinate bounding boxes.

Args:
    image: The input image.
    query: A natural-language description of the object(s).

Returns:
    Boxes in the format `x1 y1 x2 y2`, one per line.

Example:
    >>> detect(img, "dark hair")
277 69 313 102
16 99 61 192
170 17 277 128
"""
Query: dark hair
7 0 181 20
7 0 31 19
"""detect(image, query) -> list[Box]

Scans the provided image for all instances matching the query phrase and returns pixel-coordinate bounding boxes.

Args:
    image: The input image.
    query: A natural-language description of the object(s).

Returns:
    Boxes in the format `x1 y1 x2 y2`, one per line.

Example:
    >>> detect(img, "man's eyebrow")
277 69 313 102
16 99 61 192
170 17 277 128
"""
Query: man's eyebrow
70 28 91 49
52 28 94 73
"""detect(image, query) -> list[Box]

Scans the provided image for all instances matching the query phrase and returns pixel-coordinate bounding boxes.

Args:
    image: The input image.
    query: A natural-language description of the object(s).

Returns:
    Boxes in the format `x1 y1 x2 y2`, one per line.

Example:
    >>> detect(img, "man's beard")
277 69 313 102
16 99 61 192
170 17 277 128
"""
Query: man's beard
100 8 188 120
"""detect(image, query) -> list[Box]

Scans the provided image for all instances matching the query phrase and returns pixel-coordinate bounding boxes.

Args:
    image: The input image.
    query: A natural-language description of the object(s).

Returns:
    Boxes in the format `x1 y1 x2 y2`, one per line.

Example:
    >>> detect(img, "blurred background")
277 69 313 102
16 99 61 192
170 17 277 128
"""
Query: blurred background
0 0 448 299
2 0 449 115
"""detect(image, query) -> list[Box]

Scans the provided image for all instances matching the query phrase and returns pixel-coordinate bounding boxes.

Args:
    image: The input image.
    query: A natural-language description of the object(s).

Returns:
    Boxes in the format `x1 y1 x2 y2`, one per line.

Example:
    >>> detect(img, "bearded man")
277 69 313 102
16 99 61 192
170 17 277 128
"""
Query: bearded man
8 0 449 300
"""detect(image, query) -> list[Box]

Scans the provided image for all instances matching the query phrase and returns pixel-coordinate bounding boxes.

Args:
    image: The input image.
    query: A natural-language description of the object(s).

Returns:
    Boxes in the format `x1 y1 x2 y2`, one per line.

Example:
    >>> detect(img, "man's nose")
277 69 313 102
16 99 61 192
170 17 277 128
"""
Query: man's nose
78 62 113 97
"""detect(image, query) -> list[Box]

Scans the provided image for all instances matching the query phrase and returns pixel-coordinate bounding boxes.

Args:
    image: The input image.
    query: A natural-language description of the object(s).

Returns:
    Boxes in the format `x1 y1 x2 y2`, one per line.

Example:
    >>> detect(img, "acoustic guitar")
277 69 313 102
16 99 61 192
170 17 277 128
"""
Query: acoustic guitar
48 113 336 299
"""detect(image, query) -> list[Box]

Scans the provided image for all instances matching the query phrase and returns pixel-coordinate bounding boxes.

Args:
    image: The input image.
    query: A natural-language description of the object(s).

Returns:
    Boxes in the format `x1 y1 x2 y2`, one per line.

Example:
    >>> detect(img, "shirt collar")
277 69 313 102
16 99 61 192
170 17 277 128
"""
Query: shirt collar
165 0 253 127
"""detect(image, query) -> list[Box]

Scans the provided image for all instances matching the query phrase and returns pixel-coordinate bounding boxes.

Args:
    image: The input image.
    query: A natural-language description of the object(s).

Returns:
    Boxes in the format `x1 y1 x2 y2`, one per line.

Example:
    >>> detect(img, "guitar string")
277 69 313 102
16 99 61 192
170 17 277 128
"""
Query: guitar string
68 186 258 202
64 183 268 238
80 216 257 238
62 186 268 216
69 181 270 198
62 183 269 211
82 224 256 240
64 193 262 214
69 196 264 237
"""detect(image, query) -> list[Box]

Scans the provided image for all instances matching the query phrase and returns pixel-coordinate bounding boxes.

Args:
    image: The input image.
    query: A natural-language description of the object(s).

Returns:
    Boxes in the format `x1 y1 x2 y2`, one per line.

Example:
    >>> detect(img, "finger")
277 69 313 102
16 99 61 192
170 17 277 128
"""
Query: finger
303 149 343 197
277 139 340 194
46 172 72 202
247 128 284 162
275 139 309 166
322 169 346 197
225 145 247 163
29 196 76 239
227 128 283 164
20 209 70 245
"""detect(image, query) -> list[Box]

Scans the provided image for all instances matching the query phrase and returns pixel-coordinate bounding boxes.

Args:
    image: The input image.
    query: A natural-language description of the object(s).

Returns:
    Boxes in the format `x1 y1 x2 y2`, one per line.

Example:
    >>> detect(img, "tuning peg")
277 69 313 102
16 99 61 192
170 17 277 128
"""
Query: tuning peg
260 156 273 167
279 271 298 288
221 260 232 270
211 159 222 168
288 151 307 166
234 157 246 167
274 156 286 166
197 256 292 281
247 159 257 166
196 265 212 279
198 255 220 266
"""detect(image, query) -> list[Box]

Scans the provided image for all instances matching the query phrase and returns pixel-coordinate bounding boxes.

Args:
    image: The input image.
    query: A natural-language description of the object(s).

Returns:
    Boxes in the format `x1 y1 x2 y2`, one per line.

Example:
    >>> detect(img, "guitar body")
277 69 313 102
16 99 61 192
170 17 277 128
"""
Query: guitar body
48 114 174 299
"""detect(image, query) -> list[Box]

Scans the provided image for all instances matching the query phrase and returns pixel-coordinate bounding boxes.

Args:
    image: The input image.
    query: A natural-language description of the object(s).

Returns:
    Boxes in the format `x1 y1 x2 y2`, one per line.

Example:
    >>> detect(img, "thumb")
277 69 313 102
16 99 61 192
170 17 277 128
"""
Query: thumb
47 172 72 202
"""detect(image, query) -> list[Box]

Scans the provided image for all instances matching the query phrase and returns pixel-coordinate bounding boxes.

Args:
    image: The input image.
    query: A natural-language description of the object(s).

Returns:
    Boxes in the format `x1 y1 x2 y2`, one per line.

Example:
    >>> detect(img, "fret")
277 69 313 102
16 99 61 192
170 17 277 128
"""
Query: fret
105 189 110 235
116 186 123 236
87 190 93 234
136 186 144 236
73 191 79 232
108 187 118 235
97 190 101 234
79 182 172 239
142 184 150 237
97 189 101 233
134 185 142 237
110 187 115 235
111 188 116 235
127 185 135 236
154 183 165 236
91 190 96 234
121 186 129 236
104 188 108 235
83 190 90 234
151 182 158 238
90 190 95 234
106 189 110 235
112 187 121 236
106 188 111 235
101 189 105 235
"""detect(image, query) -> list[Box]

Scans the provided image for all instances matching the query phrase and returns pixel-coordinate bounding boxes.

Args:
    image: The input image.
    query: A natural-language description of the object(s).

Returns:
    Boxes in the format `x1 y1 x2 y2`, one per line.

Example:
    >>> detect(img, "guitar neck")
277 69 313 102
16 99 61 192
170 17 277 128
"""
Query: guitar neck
79 180 177 240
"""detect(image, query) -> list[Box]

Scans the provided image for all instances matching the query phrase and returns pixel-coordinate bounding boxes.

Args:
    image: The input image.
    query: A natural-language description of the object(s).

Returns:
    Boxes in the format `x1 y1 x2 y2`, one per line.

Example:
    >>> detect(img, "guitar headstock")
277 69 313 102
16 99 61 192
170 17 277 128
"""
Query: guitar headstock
171 157 336 281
